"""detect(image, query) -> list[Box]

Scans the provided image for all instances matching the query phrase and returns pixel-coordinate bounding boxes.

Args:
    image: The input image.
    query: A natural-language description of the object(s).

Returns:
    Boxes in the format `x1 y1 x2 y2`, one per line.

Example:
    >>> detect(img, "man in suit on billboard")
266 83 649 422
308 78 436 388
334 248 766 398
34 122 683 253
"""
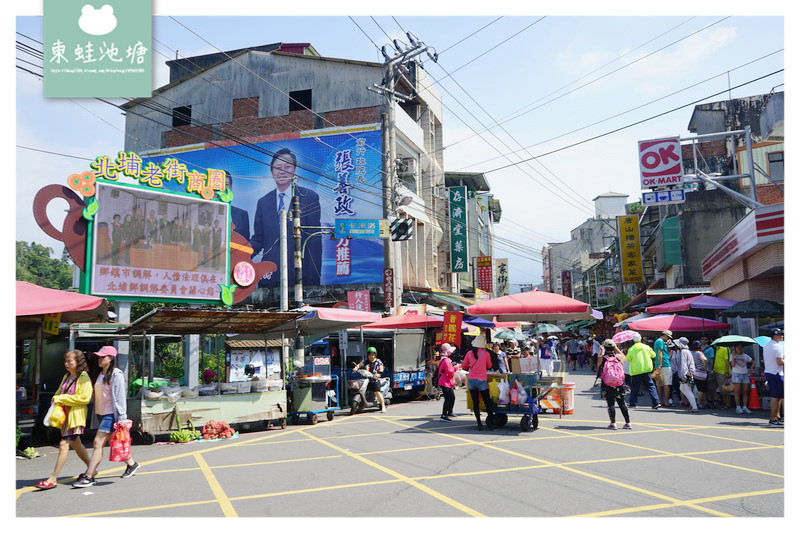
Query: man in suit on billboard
250 148 321 288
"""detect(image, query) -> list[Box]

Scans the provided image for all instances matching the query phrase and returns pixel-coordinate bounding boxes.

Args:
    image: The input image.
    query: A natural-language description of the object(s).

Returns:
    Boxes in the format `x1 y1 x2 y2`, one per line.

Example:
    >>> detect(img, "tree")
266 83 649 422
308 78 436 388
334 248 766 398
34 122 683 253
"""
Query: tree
16 241 73 289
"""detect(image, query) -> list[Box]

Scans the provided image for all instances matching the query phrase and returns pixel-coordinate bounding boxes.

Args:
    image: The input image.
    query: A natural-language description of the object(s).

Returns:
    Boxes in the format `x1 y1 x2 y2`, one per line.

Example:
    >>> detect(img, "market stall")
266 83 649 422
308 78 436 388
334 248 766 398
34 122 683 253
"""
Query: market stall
119 308 303 443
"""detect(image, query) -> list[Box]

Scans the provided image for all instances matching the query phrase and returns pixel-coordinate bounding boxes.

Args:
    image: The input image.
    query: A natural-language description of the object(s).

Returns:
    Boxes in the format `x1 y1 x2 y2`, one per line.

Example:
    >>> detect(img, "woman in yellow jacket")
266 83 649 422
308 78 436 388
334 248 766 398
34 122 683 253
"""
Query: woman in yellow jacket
35 350 93 490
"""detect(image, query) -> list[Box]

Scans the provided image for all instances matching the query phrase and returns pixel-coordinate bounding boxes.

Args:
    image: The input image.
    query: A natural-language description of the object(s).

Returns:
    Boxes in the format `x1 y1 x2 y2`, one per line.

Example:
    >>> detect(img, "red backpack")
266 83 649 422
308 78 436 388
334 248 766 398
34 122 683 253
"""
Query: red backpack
601 354 625 387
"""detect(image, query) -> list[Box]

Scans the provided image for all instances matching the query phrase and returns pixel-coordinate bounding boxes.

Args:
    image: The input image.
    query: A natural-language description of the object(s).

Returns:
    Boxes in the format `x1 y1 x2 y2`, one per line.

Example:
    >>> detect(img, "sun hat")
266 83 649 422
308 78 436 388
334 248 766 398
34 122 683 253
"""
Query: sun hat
632 332 642 342
772 329 783 336
603 339 616 348
690 340 702 349
439 343 455 356
661 330 673 339
93 346 117 357
471 336 487 349
674 337 689 349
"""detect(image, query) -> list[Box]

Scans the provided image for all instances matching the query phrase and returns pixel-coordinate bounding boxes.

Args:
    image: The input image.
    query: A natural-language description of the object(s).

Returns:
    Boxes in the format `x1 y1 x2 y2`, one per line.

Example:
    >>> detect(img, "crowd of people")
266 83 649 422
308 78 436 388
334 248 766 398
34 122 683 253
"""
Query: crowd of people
434 328 784 431
104 205 226 270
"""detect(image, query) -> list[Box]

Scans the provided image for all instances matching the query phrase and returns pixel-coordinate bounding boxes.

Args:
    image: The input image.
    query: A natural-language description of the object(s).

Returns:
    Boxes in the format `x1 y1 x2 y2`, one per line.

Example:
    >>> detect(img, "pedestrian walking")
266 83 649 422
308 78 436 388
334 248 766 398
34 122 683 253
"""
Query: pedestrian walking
73 346 139 487
437 343 457 421
729 343 753 414
762 329 784 425
690 340 710 408
674 337 699 412
625 333 660 409
653 330 673 406
462 336 497 431
539 337 554 377
596 339 632 430
35 350 93 490
710 340 731 408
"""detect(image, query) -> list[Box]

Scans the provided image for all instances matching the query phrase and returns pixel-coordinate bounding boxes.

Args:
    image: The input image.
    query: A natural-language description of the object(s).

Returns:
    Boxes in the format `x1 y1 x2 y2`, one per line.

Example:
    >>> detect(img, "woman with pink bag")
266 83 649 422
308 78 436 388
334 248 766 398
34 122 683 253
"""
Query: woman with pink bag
72 346 139 488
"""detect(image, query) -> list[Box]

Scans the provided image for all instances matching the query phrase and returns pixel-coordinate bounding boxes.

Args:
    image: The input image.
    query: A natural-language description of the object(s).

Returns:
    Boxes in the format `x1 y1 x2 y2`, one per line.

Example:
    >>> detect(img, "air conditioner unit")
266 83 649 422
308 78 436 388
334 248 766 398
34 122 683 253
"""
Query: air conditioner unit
397 157 417 178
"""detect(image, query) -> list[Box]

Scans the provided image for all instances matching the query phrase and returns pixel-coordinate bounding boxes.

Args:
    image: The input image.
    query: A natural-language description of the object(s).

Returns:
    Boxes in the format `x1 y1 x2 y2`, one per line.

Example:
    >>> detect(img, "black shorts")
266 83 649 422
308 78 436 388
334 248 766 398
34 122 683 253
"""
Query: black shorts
694 379 708 393
367 379 382 392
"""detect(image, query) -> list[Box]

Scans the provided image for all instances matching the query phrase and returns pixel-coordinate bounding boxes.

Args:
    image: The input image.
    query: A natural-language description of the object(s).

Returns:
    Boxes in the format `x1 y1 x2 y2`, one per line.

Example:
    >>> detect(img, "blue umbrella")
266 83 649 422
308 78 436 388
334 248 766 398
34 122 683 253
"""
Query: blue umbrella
463 316 495 328
754 336 784 348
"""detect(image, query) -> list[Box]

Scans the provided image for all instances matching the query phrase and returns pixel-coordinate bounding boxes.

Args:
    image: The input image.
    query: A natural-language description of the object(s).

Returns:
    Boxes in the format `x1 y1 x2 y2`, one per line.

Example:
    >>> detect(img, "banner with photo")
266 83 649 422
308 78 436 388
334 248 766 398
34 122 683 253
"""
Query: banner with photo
142 125 384 288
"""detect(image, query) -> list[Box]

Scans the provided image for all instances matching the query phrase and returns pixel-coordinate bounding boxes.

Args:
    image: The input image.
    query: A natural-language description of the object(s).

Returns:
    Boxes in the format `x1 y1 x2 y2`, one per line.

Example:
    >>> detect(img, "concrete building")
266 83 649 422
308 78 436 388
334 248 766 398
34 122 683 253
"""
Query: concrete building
122 43 447 308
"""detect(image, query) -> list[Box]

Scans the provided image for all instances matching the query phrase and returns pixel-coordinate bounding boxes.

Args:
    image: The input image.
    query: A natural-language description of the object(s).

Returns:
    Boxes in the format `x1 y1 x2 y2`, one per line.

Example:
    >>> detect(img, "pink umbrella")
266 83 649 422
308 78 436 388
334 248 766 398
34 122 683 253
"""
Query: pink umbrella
467 289 593 322
362 314 444 329
628 314 731 333
646 294 738 313
612 330 638 344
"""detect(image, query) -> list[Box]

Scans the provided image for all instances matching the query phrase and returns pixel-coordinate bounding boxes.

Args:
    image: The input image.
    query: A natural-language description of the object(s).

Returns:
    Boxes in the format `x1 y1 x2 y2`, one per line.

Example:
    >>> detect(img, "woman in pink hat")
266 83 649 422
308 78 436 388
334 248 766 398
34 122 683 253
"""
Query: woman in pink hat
437 343 458 421
73 346 140 487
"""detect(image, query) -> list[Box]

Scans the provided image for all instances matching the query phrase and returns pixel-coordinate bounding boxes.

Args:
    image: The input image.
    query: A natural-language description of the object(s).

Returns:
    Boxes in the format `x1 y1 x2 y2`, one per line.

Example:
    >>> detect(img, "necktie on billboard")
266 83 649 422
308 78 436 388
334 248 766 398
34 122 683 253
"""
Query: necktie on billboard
278 192 286 213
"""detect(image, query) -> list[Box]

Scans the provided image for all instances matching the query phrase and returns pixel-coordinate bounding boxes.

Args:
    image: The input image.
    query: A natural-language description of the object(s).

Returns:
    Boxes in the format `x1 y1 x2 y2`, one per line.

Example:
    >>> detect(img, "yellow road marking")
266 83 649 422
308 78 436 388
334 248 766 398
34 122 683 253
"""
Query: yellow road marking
675 429 786 447
194 453 237 517
380 417 732 517
299 427 486 517
572 488 784 517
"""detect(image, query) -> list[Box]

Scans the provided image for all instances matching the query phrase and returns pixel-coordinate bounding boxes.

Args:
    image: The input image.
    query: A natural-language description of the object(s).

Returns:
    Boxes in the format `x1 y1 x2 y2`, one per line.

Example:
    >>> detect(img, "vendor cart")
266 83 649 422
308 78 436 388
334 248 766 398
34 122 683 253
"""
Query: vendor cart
288 374 340 425
466 372 570 432
79 308 304 444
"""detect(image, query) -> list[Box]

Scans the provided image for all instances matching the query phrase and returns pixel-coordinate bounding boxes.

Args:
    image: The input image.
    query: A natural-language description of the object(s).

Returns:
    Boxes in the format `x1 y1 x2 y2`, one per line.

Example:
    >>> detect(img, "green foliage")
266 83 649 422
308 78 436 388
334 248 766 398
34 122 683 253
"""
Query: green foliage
607 291 632 313
16 241 73 289
627 201 645 214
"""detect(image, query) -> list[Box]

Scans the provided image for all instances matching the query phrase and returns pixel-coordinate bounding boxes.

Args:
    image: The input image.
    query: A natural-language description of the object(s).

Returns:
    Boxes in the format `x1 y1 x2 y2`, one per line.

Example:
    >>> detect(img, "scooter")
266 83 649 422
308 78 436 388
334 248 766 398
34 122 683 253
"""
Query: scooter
348 369 392 415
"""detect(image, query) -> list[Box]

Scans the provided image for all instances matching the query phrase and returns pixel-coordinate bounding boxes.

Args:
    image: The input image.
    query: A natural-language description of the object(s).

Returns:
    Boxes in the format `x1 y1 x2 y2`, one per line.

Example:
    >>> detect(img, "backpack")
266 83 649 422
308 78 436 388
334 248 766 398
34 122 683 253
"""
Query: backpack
601 354 625 387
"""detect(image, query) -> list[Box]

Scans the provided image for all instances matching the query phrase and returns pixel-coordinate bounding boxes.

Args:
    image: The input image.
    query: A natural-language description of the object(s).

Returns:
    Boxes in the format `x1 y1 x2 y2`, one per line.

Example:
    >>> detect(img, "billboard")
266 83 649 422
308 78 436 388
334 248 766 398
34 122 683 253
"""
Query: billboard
142 125 384 289
638 137 684 189
476 256 493 294
448 186 468 272
91 182 229 301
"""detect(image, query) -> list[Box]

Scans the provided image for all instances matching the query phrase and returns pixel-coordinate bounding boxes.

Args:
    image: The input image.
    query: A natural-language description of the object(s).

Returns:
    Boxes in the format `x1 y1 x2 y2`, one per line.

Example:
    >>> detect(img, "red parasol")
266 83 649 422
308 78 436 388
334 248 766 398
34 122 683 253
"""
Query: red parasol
627 314 731 333
467 289 593 322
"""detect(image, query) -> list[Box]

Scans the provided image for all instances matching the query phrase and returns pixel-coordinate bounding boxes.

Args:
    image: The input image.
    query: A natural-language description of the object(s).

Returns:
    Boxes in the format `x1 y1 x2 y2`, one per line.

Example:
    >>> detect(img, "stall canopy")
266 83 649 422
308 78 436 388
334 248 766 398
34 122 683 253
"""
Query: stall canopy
720 299 784 318
463 316 495 328
261 306 382 338
362 314 443 329
627 314 731 333
467 289 593 322
16 281 109 337
121 308 304 335
645 294 738 313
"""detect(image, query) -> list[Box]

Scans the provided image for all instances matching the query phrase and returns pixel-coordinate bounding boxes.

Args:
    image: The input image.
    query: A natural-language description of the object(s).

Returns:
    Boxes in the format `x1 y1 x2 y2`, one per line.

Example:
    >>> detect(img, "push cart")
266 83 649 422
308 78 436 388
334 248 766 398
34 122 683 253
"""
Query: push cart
288 374 340 425
467 372 569 432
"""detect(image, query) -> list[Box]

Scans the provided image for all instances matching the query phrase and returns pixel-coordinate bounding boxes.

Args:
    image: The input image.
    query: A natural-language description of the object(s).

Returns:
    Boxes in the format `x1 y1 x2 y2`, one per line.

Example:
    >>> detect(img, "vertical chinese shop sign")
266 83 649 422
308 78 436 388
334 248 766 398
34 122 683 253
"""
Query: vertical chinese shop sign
448 186 468 273
618 215 644 284
441 312 463 347
476 256 493 294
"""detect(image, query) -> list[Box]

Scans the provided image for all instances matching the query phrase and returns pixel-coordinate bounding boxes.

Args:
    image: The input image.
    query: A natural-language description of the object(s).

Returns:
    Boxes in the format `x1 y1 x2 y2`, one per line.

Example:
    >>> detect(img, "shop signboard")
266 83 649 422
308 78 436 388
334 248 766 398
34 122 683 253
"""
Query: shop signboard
618 215 644 284
561 270 572 297
476 255 493 294
495 258 509 296
441 311 463 347
142 124 385 289
42 313 61 335
596 285 617 301
347 290 371 312
638 137 684 189
448 186 468 272
642 189 685 206
383 268 394 311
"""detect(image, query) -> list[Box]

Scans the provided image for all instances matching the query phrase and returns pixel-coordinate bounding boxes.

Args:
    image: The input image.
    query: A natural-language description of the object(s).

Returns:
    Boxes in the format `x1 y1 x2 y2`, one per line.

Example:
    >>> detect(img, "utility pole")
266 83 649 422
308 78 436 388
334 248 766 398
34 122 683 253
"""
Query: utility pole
371 32 437 314
292 182 305 371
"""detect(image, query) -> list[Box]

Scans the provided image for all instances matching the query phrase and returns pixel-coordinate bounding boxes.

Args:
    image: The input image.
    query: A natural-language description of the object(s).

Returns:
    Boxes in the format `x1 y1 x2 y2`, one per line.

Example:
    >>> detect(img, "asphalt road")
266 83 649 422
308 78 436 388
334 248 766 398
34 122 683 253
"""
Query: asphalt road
16 363 784 517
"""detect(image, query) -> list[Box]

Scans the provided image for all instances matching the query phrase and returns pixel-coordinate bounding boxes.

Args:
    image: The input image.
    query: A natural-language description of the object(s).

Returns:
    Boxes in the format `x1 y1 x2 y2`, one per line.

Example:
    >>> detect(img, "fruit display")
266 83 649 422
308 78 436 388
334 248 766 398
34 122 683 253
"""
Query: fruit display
202 419 235 440
169 409 201 443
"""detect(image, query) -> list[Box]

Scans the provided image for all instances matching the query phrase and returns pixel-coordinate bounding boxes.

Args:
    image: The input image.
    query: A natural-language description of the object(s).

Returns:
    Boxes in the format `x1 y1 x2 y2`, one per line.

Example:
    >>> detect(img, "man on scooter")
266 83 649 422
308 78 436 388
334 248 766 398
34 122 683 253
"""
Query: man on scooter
353 347 387 413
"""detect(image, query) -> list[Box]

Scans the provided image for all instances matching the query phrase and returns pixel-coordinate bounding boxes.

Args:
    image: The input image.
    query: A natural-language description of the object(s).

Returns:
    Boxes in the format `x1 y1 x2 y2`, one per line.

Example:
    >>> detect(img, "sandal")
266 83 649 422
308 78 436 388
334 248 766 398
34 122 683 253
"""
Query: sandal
35 480 56 490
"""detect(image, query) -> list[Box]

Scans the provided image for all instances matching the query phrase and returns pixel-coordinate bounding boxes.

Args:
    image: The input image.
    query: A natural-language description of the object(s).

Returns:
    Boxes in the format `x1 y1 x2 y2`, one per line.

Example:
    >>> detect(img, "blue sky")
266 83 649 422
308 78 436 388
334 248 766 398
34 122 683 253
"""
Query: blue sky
12 3 787 291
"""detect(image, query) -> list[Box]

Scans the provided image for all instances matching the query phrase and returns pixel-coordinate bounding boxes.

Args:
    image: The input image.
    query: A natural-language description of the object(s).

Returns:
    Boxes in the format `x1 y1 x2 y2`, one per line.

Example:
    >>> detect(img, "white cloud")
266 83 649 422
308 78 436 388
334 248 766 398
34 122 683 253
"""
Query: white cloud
78 4 118 36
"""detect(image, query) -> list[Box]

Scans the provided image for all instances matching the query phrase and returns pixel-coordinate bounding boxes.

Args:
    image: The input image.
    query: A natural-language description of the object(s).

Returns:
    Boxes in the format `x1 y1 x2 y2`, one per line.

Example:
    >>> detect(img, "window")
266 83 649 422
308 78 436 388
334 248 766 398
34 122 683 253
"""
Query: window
768 151 784 182
289 89 312 112
172 105 192 127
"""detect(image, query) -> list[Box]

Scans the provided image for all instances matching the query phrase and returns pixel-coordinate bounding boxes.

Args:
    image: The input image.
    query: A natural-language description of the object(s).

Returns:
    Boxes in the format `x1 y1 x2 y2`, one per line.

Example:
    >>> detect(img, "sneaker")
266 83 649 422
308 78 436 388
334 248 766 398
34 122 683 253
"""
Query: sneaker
607 423 618 430
447 413 457 418
768 419 781 426
72 475 95 488
778 417 784 424
652 404 662 410
121 462 140 479
622 423 632 430
742 406 751 414
736 406 743 414
440 415 451 422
